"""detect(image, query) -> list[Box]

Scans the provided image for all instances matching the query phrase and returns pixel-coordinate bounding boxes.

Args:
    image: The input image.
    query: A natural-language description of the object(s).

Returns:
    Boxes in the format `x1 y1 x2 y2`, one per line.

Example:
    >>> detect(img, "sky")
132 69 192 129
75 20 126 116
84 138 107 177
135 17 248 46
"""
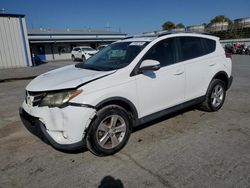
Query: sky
0 0 250 34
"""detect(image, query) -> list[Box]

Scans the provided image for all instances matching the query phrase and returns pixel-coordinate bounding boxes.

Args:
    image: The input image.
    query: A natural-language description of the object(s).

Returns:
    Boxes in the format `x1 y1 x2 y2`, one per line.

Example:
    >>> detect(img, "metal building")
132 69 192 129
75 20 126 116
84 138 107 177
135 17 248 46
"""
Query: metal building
28 28 127 62
207 22 229 32
186 25 205 32
234 17 250 28
0 13 32 69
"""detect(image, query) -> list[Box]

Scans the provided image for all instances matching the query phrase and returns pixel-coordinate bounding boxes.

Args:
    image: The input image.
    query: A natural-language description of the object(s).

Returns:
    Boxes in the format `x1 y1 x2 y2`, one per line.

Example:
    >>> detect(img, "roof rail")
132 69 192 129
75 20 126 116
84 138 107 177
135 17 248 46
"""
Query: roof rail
122 30 213 40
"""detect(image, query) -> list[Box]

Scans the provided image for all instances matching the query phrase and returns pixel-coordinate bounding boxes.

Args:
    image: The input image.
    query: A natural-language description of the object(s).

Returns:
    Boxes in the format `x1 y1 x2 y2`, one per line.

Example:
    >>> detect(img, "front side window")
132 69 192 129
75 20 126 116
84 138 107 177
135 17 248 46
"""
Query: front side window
76 41 148 71
82 47 94 51
142 38 176 67
178 37 204 61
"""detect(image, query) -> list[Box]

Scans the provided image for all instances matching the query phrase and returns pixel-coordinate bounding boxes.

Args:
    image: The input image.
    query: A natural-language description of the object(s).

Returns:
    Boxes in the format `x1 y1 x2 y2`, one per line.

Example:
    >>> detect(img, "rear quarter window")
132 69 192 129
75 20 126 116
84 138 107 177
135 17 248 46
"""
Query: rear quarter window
201 38 216 54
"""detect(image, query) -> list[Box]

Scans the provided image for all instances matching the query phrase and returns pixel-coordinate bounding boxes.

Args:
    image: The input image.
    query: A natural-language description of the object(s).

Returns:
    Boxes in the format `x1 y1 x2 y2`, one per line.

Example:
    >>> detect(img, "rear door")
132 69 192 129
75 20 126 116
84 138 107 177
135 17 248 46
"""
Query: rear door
177 36 216 101
135 37 185 118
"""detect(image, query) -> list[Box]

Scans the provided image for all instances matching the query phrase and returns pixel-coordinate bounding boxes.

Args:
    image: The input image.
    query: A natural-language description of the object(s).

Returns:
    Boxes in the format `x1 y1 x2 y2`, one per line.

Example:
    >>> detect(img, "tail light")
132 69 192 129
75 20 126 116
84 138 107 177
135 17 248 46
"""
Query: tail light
225 52 232 59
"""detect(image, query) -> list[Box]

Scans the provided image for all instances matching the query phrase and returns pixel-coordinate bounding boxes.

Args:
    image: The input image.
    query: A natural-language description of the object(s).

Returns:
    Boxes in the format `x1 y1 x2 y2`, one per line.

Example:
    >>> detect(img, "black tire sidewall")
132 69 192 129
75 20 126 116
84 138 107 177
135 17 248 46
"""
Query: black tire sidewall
72 55 75 61
207 79 226 111
87 105 131 156
82 55 86 62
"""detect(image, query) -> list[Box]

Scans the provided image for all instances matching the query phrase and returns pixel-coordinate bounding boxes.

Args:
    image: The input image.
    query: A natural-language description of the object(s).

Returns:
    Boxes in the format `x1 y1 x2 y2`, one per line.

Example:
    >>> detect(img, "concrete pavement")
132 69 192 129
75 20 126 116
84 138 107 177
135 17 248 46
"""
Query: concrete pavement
0 55 249 188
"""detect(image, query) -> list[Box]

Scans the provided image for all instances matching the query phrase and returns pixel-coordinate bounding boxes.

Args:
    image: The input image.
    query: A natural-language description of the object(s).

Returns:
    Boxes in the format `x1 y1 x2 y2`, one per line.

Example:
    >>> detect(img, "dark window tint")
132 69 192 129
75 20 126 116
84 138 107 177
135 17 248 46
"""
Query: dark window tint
142 38 176 67
201 38 216 54
74 48 80 51
179 37 203 61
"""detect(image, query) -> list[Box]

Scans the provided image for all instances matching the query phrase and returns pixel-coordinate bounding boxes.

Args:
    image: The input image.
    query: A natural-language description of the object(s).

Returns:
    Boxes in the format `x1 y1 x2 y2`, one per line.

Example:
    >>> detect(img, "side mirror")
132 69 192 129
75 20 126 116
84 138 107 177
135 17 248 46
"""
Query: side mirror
139 59 160 72
78 50 81 52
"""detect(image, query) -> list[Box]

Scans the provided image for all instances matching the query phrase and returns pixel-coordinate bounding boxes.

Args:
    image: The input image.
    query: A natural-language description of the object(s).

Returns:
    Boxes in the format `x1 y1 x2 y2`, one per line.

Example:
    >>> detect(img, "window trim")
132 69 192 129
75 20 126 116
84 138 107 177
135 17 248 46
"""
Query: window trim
200 37 216 55
130 37 179 77
177 36 206 62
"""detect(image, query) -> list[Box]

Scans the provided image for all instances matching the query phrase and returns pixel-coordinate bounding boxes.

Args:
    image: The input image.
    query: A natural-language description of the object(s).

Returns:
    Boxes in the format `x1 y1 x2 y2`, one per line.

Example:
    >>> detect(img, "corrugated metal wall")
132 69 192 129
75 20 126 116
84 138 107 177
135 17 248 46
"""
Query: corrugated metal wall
0 15 31 69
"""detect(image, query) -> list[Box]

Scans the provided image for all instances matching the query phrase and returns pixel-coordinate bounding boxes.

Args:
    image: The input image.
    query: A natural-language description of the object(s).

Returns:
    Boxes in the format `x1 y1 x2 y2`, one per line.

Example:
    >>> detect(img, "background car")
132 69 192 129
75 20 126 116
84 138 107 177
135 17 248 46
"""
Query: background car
71 46 98 62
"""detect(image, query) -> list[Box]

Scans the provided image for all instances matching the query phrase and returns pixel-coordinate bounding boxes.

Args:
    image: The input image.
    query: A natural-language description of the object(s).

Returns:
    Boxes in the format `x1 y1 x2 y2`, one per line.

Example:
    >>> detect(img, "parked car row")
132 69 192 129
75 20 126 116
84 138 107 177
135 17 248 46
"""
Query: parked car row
224 43 250 55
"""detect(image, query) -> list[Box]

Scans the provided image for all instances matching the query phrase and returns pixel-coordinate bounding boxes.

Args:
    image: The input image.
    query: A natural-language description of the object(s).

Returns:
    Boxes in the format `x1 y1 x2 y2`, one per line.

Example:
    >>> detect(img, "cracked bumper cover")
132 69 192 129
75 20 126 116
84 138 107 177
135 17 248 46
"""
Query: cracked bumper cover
19 101 96 151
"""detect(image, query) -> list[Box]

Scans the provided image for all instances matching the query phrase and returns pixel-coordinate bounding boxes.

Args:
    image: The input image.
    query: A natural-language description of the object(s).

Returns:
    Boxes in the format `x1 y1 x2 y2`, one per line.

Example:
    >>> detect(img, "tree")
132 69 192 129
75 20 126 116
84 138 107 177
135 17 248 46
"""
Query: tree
210 15 233 25
202 23 208 28
175 23 185 29
162 21 175 30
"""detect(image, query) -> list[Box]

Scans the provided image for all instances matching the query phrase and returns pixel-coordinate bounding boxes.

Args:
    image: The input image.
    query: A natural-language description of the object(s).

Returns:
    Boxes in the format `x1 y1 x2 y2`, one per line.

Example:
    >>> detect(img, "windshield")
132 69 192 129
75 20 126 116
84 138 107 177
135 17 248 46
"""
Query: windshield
76 41 148 71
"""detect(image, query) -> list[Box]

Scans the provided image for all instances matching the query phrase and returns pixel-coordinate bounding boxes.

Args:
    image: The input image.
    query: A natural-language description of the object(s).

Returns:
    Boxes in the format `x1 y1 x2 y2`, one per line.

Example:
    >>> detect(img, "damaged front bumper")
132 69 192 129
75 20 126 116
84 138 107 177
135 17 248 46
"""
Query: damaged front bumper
19 101 96 151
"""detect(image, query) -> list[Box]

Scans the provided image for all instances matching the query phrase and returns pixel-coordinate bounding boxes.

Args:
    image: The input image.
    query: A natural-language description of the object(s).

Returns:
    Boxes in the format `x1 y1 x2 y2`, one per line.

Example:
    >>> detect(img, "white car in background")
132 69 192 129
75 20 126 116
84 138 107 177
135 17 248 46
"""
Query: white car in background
71 46 98 62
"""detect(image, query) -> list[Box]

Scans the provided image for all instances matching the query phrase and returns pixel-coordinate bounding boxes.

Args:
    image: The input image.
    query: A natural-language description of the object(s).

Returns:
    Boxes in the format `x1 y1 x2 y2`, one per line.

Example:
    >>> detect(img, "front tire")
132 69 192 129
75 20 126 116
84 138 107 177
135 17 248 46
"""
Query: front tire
86 105 131 156
82 55 86 63
200 79 226 112
72 55 75 62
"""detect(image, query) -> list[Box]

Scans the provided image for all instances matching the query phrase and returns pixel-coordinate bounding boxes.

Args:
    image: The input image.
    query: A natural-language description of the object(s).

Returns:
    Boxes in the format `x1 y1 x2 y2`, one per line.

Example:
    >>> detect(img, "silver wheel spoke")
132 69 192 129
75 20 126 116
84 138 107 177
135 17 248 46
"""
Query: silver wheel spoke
114 123 126 133
217 88 223 95
215 85 220 93
111 134 119 147
98 123 109 132
99 132 110 146
110 116 118 127
212 98 217 105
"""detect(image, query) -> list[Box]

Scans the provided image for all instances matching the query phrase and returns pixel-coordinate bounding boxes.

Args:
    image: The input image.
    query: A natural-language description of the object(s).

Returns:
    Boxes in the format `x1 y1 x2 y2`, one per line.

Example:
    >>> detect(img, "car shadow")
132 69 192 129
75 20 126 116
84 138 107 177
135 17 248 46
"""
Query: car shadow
98 176 124 188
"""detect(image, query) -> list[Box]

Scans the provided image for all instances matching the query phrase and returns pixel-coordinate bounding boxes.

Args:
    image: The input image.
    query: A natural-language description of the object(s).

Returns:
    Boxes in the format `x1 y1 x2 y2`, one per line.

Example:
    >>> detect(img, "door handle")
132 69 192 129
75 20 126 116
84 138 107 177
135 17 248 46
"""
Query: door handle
209 63 215 66
174 70 184 75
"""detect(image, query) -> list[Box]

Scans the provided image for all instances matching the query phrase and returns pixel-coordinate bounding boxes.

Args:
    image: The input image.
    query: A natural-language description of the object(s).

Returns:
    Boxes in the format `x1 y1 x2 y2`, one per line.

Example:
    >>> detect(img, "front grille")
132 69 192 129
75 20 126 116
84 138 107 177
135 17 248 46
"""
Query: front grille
26 91 46 107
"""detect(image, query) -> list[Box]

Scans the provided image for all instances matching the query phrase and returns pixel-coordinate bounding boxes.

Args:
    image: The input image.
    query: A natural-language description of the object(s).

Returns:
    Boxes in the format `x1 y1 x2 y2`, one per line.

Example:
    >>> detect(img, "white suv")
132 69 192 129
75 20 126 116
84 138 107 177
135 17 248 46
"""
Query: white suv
20 32 233 156
71 46 98 62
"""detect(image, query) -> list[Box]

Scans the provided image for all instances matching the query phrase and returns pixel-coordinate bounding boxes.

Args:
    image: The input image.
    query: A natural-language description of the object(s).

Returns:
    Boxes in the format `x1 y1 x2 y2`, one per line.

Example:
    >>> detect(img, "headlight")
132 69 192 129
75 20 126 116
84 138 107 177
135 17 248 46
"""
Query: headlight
40 90 82 107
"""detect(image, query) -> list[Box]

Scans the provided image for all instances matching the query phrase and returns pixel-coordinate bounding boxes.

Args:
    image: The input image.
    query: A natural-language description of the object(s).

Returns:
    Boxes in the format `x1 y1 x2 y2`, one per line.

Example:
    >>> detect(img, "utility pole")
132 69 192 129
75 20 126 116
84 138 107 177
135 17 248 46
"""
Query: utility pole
105 22 111 31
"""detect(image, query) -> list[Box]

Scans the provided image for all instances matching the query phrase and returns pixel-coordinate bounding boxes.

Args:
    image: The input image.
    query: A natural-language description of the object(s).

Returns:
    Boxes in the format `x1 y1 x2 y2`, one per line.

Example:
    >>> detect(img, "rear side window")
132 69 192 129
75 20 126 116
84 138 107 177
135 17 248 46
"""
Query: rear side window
201 38 216 54
178 37 204 61
142 38 176 67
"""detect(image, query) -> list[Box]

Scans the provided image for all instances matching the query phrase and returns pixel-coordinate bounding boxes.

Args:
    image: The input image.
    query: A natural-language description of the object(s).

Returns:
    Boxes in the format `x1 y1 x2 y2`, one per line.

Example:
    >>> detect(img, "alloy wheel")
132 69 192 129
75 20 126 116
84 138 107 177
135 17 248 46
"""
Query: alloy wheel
96 115 127 149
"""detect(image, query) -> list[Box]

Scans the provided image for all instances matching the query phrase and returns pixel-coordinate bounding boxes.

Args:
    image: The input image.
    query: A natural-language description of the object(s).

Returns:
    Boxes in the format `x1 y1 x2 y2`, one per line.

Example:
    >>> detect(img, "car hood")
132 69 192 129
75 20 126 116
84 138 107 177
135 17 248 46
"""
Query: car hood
86 50 98 55
26 65 115 92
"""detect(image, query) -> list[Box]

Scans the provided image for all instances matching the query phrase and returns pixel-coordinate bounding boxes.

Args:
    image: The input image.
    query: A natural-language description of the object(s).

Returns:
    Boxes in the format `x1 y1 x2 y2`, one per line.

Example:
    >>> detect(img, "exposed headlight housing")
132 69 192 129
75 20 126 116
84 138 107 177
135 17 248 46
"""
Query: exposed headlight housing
40 90 82 108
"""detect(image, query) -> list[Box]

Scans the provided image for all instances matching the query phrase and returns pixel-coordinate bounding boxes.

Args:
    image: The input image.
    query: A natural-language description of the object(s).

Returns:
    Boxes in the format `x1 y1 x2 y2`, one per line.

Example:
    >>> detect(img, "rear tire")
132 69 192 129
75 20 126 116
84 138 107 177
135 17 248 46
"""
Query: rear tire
86 105 131 156
200 79 226 112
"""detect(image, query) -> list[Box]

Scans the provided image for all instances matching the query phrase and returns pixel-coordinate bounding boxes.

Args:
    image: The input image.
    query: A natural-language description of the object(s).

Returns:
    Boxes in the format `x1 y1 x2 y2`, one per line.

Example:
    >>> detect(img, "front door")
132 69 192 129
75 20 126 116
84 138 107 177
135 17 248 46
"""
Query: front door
135 38 185 118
